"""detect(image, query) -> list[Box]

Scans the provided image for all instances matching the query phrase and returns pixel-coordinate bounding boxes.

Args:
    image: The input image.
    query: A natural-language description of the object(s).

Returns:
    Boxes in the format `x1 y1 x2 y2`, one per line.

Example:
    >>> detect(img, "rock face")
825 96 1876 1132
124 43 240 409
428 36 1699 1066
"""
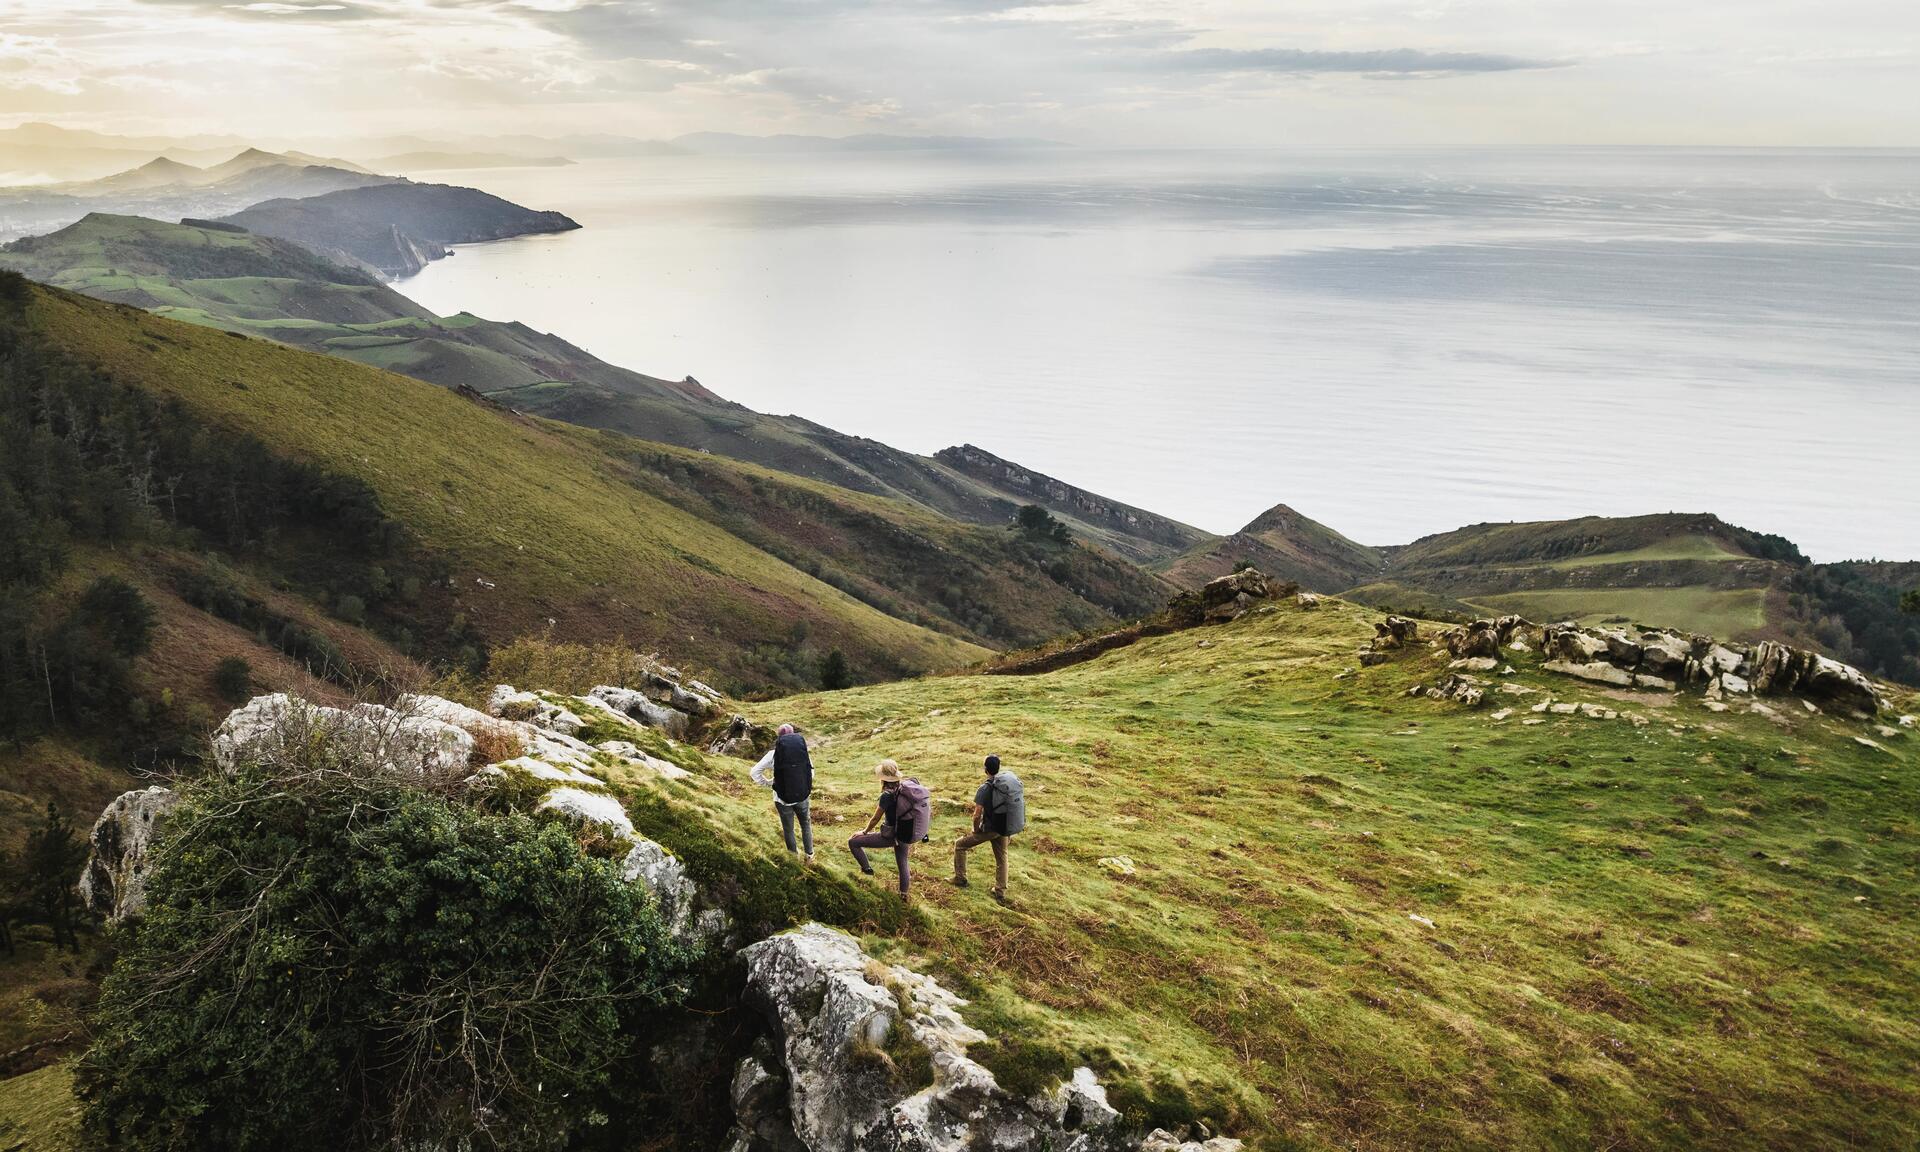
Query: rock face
1199 569 1273 622
621 839 730 946
77 786 179 922
590 684 691 737
1359 615 1420 666
1535 625 1882 715
710 713 769 758
213 693 475 777
1444 616 1532 660
1418 673 1486 707
737 924 1222 1152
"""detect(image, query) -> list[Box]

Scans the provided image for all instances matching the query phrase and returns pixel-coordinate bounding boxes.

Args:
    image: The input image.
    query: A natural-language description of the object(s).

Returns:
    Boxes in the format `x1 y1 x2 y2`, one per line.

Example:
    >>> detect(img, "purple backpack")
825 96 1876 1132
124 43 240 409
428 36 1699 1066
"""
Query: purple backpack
898 778 933 842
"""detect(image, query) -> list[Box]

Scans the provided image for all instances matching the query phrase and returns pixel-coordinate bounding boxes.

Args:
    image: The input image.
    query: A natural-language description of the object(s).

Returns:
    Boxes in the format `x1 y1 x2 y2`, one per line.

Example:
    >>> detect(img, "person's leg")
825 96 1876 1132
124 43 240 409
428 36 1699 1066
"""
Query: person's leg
796 798 814 856
953 828 988 884
777 802 797 853
991 835 1008 896
894 843 912 895
848 831 893 874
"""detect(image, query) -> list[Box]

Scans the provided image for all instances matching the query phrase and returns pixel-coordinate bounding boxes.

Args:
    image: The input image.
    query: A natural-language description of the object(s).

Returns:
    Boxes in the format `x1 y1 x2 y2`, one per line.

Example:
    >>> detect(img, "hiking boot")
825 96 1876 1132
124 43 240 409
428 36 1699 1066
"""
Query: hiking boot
990 890 1008 905
951 875 969 888
804 853 816 867
858 865 875 876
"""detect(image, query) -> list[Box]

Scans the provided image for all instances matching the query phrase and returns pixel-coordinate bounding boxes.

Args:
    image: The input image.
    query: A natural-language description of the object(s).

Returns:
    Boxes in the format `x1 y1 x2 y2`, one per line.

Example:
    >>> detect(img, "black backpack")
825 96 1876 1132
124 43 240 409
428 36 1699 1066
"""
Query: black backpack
771 733 813 803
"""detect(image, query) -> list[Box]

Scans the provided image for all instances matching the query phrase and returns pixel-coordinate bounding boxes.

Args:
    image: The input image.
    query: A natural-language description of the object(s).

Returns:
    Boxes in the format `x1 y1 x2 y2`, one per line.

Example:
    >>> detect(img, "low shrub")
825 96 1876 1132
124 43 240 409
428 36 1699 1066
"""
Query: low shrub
76 754 697 1152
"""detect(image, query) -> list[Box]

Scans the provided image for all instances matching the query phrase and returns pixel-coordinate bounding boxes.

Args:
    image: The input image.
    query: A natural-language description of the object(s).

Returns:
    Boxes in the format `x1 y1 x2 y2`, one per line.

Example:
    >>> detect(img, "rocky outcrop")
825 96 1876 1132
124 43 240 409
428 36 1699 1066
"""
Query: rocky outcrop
1199 569 1275 622
77 785 179 923
737 924 1229 1152
1536 624 1882 715
1411 673 1486 707
1359 615 1420 666
621 839 729 946
213 693 475 777
710 714 770 757
589 685 692 739
1444 616 1535 659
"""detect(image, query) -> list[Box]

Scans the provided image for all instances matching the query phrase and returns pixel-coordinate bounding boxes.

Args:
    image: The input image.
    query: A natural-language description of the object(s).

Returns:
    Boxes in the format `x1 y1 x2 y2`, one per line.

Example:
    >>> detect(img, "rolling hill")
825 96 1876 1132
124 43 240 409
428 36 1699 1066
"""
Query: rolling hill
3 216 1913 691
1161 501 1386 591
22 579 1913 1151
219 182 581 277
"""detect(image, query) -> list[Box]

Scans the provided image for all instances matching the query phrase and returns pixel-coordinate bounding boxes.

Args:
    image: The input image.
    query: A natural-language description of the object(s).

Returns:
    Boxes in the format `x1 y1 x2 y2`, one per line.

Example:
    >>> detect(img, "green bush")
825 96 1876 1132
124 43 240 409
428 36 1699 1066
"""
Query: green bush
212 656 252 702
77 762 696 1151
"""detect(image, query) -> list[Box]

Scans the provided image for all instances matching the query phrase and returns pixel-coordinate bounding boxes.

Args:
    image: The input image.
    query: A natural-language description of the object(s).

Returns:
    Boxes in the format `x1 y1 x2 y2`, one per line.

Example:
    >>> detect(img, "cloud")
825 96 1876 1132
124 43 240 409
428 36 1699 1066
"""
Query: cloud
1146 46 1563 75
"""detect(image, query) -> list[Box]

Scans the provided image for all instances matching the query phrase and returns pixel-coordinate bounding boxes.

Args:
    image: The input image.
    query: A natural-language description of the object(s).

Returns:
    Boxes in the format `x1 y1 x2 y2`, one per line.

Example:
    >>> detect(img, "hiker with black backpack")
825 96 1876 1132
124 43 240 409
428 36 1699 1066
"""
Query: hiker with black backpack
848 760 930 900
952 754 1023 903
750 723 814 863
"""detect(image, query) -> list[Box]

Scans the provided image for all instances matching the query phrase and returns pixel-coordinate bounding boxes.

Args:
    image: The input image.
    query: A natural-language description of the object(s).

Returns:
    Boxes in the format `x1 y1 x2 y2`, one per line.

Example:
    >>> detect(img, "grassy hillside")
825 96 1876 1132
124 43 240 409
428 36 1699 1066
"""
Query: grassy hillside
1345 513 1797 643
7 595 1915 1149
22 283 980 685
1163 502 1386 592
0 216 1183 565
731 599 1918 1149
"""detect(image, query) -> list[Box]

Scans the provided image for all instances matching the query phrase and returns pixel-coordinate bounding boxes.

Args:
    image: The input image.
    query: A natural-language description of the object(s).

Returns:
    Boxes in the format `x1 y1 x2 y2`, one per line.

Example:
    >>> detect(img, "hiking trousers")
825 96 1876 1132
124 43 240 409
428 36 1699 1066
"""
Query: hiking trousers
849 831 911 894
776 798 813 855
953 828 1008 895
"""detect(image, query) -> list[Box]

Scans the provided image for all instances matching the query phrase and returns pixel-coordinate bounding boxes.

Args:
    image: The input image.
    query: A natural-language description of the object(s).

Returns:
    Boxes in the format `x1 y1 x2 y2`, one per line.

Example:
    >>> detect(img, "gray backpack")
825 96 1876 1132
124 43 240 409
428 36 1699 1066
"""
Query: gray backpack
990 773 1026 836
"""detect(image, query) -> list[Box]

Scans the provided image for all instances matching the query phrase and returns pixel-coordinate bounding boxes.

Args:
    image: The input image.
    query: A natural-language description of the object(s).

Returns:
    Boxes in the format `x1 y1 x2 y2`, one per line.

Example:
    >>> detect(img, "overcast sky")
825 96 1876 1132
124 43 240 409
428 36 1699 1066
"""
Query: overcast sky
2 0 1916 146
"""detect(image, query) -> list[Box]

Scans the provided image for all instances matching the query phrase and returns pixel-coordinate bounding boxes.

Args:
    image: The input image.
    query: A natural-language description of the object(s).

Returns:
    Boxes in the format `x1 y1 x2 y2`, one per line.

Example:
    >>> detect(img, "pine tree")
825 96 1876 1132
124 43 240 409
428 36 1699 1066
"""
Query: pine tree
23 801 88 951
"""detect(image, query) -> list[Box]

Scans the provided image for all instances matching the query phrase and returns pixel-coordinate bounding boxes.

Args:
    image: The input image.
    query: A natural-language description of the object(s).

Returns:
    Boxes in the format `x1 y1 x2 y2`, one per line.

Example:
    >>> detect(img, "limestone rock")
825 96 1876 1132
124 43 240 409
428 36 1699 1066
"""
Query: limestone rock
597 740 692 780
1446 616 1531 660
711 714 769 758
589 684 692 738
1542 624 1609 664
213 694 474 777
487 684 585 735
536 787 634 838
1374 616 1419 647
1543 659 1634 687
740 924 1140 1152
1296 592 1321 610
1200 569 1272 622
621 838 728 945
78 786 178 922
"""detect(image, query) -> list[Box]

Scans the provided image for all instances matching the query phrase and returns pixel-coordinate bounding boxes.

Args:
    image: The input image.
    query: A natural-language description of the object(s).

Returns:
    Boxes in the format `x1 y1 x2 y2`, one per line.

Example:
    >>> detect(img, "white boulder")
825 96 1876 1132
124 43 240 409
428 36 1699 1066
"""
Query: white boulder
213 694 474 777
740 924 1139 1152
77 786 179 922
536 787 634 838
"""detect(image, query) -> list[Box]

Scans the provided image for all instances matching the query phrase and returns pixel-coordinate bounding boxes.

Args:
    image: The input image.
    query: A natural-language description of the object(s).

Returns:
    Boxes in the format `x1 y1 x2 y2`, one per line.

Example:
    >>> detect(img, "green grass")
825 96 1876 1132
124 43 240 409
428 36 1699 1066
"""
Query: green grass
720 598 1917 1149
1535 536 1743 570
1464 587 1769 640
0 1064 82 1151
29 286 984 685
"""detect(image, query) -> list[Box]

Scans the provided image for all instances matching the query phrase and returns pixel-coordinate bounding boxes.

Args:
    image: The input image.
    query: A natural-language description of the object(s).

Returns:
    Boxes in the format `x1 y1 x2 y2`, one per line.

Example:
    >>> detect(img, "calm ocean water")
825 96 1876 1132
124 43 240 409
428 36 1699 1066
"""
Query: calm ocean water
392 148 1920 561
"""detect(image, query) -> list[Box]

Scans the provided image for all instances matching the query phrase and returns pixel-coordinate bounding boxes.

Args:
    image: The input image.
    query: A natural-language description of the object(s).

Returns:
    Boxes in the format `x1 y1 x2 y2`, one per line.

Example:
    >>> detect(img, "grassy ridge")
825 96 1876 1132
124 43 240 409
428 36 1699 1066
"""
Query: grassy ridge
735 600 1918 1148
29 285 983 684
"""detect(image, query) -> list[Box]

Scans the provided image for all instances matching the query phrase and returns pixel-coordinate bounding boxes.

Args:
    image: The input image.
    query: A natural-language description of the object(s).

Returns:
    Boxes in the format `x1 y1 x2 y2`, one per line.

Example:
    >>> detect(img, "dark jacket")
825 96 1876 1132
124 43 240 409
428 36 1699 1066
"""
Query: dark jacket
771 732 813 804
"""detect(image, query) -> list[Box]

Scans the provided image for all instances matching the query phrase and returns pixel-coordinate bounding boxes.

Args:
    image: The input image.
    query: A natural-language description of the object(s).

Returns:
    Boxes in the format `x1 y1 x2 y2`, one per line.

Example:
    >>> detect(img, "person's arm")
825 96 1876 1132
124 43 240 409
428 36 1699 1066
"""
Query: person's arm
751 750 775 789
863 797 882 834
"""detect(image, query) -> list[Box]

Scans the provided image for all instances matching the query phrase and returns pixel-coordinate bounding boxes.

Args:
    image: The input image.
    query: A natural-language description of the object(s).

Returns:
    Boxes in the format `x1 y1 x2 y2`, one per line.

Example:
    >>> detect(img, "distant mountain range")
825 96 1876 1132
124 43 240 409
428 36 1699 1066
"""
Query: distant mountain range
0 121 1068 185
0 146 392 240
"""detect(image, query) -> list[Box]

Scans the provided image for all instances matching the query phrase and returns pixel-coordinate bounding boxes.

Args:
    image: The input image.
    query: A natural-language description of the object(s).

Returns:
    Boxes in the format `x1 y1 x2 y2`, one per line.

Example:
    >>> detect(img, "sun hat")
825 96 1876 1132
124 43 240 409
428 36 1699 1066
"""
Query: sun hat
875 760 902 782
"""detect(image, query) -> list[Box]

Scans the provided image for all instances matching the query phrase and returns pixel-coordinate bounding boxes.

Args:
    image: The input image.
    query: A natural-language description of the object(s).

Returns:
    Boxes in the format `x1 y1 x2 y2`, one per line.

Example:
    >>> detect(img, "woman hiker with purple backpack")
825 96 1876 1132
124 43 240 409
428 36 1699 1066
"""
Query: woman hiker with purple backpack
848 759 930 901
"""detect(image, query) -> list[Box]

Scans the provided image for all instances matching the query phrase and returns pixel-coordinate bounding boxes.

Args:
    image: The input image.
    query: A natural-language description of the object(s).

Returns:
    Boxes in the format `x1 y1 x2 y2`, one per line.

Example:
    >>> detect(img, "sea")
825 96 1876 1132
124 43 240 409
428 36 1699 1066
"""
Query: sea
390 147 1920 562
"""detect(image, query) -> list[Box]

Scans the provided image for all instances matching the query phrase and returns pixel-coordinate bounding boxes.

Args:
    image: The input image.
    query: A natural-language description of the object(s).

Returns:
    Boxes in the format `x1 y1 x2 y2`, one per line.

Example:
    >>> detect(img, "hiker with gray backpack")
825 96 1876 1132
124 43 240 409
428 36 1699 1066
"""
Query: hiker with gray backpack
953 754 1024 903
848 759 931 901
